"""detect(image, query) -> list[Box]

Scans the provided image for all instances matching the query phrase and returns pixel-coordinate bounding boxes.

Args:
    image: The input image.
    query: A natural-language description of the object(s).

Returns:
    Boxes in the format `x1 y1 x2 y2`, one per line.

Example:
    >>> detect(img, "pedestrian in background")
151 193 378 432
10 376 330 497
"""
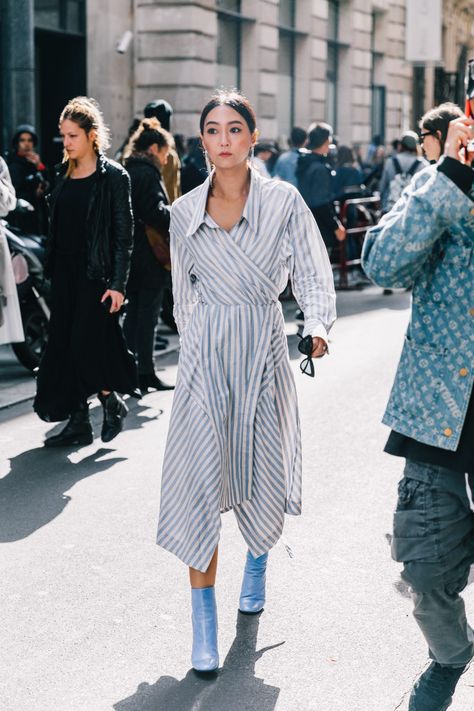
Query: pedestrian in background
273 126 308 187
362 114 474 711
180 136 208 194
252 141 277 177
366 133 383 164
143 100 182 350
143 100 181 203
122 118 175 394
156 89 335 673
7 124 48 234
0 156 24 346
34 96 138 447
333 145 364 200
419 102 464 163
296 122 346 253
379 130 426 212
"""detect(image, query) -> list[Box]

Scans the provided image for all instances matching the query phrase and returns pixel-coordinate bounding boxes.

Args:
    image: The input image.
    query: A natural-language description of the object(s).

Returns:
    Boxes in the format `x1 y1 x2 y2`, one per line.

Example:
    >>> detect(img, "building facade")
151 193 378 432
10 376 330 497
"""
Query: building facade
1 0 474 161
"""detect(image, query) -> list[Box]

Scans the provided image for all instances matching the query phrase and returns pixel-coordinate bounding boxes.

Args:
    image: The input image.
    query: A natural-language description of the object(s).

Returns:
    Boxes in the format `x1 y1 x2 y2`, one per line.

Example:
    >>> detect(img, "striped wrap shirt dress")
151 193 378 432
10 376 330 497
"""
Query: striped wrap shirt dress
157 167 336 572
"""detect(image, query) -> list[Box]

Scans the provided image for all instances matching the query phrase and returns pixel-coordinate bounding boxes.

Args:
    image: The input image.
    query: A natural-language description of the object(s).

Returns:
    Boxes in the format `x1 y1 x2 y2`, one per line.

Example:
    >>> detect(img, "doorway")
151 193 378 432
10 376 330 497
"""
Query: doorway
35 28 86 169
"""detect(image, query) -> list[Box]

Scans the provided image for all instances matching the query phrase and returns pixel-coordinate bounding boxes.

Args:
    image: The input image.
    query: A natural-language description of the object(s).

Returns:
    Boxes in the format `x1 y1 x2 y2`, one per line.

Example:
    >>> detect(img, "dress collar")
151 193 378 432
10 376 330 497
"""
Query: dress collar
185 166 262 237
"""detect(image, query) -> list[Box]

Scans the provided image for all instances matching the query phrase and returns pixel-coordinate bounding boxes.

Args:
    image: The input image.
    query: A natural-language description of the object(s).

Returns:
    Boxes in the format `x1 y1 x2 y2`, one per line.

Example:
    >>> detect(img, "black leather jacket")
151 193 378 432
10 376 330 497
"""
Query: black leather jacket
44 153 134 293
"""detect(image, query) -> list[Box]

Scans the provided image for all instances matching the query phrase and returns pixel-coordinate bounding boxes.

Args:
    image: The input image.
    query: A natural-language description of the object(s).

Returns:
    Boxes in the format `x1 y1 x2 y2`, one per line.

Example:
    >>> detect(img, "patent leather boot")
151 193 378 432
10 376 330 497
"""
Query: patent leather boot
98 391 128 443
44 403 93 447
191 586 219 672
239 550 268 614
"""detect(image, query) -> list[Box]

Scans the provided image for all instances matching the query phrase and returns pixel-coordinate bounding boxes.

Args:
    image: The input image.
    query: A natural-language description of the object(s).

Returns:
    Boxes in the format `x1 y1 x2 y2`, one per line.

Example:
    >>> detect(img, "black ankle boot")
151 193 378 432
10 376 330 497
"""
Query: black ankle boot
44 404 93 447
139 372 175 393
98 392 128 443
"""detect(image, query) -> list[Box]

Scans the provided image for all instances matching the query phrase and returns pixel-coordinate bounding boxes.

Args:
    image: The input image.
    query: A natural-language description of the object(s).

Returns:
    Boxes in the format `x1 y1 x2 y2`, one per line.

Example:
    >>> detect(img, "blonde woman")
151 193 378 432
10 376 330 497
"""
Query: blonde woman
34 97 138 446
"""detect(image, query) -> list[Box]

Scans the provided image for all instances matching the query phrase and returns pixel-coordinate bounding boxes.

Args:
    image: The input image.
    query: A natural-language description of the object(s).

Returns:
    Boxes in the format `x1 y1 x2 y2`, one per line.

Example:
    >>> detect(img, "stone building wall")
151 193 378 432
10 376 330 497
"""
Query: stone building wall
83 0 474 152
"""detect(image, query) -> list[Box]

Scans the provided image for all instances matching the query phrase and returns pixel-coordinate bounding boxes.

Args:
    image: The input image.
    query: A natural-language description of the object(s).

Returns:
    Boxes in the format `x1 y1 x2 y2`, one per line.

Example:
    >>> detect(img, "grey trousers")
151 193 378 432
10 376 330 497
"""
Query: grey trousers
392 459 474 667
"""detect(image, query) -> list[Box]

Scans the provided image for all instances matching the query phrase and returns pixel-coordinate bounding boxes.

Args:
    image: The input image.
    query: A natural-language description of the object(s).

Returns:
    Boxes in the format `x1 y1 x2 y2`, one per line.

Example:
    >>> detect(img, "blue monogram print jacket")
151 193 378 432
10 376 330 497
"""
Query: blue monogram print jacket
362 165 474 451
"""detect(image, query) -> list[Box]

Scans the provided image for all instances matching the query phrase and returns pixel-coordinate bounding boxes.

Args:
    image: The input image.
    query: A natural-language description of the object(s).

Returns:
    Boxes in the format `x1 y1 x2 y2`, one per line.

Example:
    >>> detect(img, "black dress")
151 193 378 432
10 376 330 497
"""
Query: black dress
34 172 138 422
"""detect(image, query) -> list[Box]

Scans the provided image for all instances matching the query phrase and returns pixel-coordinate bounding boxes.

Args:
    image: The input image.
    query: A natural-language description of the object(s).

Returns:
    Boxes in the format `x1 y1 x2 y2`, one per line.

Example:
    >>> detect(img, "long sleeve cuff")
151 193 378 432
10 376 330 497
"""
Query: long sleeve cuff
437 156 474 195
303 321 329 342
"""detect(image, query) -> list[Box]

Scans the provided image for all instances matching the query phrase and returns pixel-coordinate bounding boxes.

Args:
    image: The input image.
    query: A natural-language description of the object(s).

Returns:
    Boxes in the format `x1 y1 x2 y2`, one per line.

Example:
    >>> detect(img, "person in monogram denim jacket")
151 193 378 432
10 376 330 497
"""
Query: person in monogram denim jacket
362 114 474 711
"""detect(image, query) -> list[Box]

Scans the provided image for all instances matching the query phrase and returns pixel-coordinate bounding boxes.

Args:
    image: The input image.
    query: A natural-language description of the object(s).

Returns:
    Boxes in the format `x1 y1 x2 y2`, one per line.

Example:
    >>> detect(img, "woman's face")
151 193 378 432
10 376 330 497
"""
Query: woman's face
421 129 441 162
60 118 96 161
17 132 35 156
201 105 255 170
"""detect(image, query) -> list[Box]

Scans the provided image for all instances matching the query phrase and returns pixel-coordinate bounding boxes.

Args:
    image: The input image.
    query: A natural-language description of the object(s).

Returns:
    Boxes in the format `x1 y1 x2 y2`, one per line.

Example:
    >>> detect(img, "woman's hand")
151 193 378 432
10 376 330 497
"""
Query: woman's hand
444 116 474 164
311 336 328 358
101 289 124 314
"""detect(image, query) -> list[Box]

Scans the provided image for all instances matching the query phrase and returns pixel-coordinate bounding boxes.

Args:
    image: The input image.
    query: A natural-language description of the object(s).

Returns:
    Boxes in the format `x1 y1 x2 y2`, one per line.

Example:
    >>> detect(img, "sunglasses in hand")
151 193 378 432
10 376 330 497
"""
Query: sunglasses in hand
297 333 315 378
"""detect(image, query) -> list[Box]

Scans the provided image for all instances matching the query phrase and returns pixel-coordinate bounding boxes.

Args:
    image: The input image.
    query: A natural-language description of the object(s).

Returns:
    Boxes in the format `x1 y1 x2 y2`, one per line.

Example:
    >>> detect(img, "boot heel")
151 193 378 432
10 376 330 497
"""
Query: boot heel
191 586 219 672
100 392 128 443
119 402 129 417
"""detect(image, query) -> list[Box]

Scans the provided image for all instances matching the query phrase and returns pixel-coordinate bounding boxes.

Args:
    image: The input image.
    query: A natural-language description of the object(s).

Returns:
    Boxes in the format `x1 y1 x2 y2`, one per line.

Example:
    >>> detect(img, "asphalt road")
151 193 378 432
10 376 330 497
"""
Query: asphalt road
1 287 473 711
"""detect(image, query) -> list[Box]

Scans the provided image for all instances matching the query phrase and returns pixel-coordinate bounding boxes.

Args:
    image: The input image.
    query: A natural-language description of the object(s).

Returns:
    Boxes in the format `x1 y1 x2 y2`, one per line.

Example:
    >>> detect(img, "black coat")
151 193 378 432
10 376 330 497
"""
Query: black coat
44 153 134 294
7 152 48 233
124 154 171 291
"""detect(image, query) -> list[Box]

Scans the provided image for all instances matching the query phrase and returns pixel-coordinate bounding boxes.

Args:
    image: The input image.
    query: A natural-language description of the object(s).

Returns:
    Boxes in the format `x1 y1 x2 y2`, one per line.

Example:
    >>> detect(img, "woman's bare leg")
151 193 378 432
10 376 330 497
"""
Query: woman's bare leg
189 546 218 588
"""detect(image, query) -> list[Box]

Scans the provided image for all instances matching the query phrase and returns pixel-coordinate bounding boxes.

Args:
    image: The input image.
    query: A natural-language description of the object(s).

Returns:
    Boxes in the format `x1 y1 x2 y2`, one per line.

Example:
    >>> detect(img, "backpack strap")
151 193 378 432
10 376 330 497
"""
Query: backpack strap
391 156 402 174
407 159 422 177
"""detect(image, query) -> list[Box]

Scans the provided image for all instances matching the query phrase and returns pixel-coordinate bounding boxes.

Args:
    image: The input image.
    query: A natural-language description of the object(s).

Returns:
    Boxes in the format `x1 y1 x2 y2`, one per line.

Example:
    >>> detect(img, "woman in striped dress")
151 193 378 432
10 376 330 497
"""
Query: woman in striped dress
157 90 336 671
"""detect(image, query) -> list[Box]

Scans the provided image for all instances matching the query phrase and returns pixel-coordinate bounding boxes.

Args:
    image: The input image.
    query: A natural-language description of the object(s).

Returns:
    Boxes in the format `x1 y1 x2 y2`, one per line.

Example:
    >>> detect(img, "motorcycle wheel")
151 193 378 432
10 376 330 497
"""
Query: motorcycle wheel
12 304 49 372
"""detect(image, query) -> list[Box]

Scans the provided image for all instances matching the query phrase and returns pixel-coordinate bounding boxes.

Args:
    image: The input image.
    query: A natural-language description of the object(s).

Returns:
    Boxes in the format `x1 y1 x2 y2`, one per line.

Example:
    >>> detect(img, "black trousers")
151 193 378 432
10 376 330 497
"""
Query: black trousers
123 286 166 375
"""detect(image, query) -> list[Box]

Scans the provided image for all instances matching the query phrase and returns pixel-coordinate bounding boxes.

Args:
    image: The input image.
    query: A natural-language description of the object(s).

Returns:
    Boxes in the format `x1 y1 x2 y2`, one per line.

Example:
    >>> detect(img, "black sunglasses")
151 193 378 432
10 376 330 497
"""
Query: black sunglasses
419 130 436 143
297 333 315 378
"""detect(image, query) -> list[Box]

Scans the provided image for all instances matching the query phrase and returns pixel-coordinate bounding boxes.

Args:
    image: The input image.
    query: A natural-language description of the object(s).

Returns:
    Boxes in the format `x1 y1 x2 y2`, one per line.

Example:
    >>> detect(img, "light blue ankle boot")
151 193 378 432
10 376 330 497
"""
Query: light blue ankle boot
191 586 219 672
239 550 268 614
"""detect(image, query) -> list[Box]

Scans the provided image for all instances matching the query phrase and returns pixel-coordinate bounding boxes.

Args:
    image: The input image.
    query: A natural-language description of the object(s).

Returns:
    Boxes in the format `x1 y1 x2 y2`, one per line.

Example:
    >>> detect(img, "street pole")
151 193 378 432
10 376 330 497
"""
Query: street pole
0 0 35 154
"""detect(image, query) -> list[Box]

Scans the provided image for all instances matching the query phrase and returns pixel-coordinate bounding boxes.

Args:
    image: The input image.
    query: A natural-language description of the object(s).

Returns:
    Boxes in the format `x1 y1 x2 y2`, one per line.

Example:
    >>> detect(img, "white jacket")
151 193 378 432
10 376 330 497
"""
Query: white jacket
0 157 24 344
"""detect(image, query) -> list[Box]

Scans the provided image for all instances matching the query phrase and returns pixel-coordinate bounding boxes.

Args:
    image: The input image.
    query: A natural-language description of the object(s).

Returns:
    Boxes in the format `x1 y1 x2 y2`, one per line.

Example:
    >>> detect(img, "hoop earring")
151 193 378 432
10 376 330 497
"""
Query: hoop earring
204 150 213 175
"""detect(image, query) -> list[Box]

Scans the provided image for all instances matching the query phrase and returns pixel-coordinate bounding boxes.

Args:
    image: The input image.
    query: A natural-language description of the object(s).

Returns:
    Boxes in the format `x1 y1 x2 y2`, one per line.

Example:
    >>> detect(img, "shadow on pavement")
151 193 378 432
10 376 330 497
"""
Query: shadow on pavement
114 612 283 711
0 446 126 542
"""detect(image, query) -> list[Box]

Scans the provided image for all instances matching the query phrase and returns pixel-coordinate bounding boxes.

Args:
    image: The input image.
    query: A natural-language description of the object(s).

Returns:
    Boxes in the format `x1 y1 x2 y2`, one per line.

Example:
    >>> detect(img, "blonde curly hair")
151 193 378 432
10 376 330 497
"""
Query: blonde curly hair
59 96 110 175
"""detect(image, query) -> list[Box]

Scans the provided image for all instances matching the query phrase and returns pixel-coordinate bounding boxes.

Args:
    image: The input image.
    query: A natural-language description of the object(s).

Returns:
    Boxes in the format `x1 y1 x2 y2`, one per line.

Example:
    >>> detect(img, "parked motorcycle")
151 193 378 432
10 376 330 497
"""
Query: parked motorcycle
3 213 50 371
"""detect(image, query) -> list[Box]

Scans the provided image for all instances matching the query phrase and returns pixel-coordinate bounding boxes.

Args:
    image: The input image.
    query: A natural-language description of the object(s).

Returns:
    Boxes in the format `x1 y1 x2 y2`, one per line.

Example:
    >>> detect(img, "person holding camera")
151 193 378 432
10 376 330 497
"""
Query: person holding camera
7 124 48 234
362 114 474 711
34 96 138 447
418 103 464 164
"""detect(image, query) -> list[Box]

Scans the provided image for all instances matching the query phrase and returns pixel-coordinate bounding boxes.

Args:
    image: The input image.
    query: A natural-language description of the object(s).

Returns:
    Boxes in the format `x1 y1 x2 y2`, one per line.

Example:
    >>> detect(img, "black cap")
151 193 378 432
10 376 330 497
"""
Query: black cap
12 124 38 147
143 100 173 130
466 59 474 99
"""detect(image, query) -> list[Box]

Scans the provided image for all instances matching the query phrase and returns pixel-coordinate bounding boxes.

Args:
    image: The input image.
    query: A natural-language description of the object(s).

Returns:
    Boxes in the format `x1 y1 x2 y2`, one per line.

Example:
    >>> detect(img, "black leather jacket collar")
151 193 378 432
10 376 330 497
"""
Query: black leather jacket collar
44 153 133 293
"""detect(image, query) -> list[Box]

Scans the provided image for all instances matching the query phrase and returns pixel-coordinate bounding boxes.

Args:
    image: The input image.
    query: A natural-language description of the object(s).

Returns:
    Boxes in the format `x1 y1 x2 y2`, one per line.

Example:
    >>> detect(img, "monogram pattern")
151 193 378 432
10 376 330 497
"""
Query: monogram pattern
362 167 474 451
